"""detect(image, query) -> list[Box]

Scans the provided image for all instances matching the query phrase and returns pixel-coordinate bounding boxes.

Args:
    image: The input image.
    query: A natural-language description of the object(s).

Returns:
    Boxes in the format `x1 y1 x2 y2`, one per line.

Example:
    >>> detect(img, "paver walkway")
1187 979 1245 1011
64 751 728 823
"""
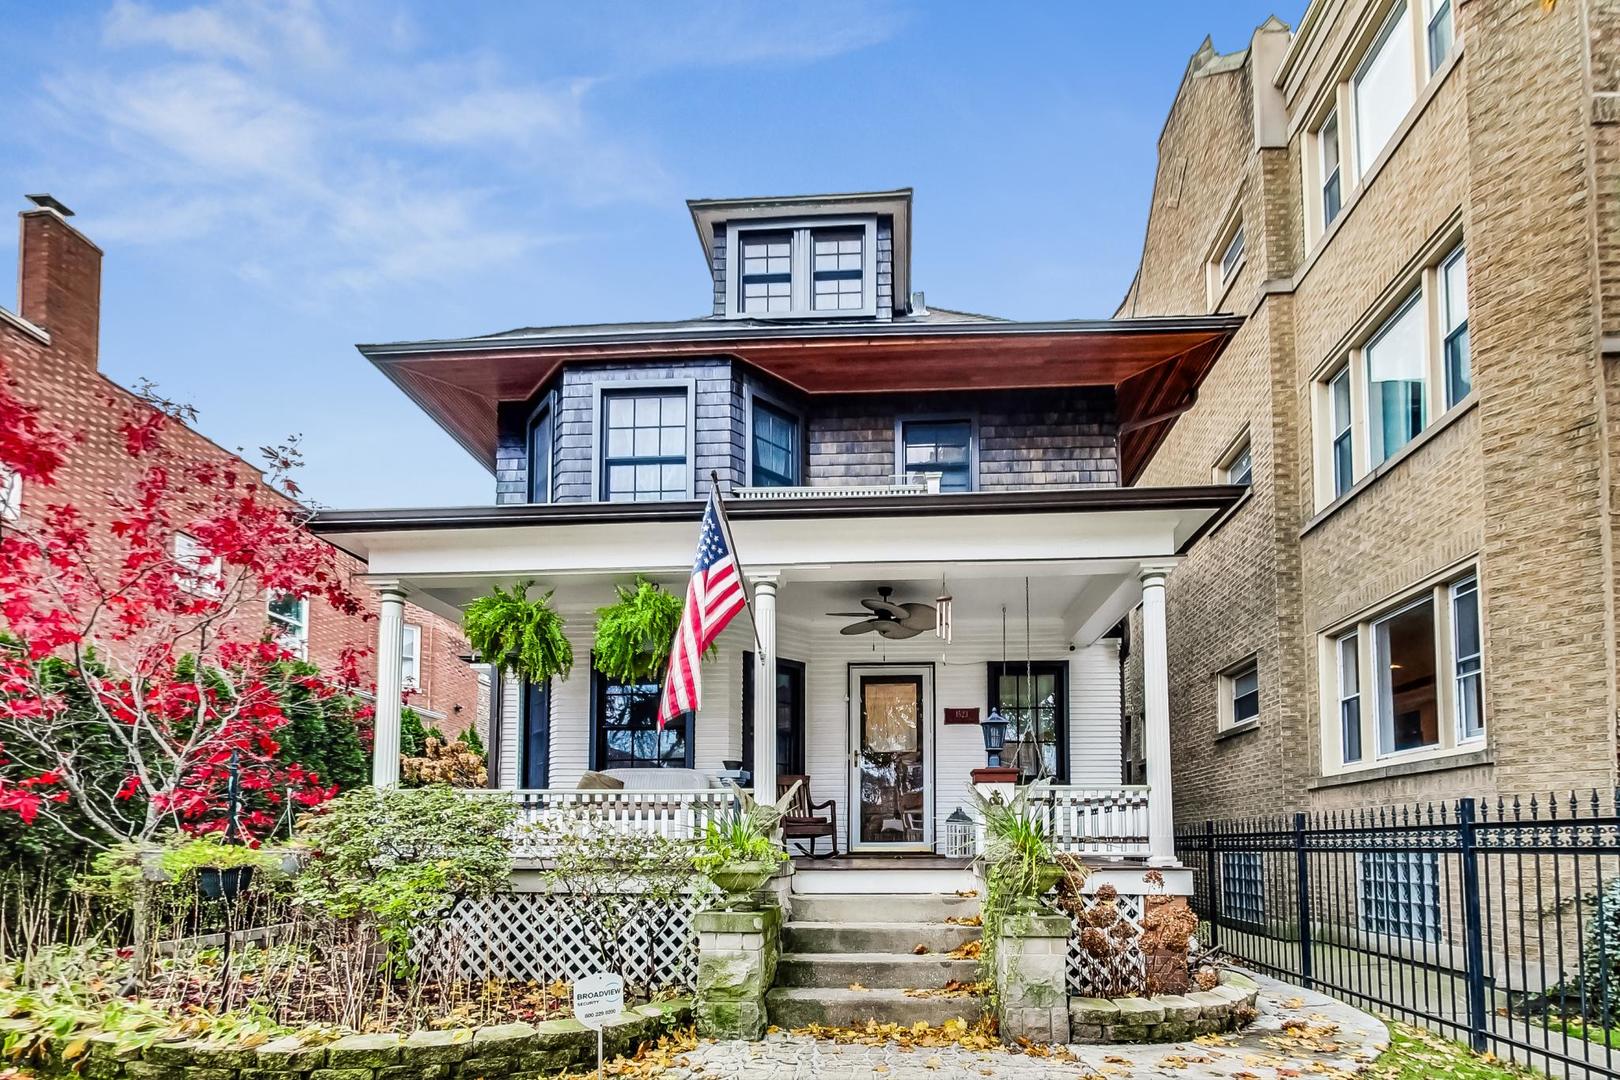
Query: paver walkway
663 975 1388 1079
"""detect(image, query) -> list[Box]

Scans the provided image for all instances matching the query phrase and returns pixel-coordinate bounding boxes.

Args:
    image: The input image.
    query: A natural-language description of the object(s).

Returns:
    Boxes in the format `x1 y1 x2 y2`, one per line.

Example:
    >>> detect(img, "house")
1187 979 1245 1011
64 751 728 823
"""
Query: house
1118 0 1620 837
0 196 484 740
309 188 1247 876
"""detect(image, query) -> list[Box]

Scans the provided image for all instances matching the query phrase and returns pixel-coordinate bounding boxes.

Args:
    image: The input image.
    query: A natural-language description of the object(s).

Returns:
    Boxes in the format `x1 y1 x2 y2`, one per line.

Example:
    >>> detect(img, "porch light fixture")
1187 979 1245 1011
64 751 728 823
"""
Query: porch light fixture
981 709 1011 766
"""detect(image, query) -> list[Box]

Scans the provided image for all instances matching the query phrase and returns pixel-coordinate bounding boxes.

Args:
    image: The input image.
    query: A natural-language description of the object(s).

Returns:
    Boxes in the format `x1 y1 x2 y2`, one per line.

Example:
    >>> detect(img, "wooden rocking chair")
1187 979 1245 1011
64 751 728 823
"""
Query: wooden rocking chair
777 773 838 859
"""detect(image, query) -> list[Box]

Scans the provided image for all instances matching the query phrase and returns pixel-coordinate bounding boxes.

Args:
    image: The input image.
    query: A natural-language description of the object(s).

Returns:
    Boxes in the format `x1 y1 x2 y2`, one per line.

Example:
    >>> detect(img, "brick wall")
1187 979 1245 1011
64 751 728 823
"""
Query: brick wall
0 204 480 737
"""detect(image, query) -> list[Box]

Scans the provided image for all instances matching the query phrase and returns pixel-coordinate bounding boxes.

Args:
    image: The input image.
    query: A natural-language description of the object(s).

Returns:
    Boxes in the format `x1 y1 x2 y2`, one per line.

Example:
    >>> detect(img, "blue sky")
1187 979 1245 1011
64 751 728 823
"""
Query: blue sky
0 0 1300 509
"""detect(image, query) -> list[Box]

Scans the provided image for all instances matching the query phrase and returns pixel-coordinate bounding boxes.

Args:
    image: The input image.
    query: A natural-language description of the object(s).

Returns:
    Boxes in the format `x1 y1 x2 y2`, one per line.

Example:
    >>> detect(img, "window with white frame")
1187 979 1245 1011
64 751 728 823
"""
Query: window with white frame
1221 852 1266 925
267 594 308 658
1425 0 1455 74
0 469 20 521
401 623 421 690
1313 243 1469 507
1207 214 1245 306
173 533 223 596
1441 246 1470 406
1220 225 1245 284
1352 2 1416 180
1326 569 1484 770
1220 659 1260 730
1218 436 1253 486
727 218 877 318
601 389 690 502
1360 850 1441 942
1319 110 1343 229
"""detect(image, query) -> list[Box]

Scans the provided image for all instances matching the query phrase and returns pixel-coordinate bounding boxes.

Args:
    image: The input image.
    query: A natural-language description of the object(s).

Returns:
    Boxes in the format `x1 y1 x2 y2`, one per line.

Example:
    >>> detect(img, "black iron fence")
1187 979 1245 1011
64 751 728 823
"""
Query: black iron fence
1177 792 1620 1080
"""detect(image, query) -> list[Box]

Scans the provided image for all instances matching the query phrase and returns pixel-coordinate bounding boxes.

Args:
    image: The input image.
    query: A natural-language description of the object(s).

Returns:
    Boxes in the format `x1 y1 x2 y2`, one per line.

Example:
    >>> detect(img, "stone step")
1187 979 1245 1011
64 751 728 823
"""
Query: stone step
775 951 981 989
783 921 981 955
766 987 985 1030
789 892 980 925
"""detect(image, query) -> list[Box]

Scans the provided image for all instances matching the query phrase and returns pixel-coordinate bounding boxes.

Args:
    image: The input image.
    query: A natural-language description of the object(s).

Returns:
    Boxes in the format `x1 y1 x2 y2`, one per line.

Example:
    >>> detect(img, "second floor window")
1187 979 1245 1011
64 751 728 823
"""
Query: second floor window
602 389 689 502
268 594 308 658
1220 659 1260 730
1365 293 1426 465
1219 436 1253 486
1441 247 1470 406
1219 224 1245 284
1426 0 1454 74
727 219 876 318
751 399 800 487
174 533 223 596
0 469 20 521
1320 110 1342 228
899 418 973 492
528 405 553 503
1353 1 1416 180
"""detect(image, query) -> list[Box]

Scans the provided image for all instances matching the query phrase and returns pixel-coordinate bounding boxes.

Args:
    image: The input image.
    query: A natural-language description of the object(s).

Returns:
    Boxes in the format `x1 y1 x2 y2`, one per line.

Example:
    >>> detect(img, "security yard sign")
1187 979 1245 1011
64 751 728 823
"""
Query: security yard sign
572 972 625 1078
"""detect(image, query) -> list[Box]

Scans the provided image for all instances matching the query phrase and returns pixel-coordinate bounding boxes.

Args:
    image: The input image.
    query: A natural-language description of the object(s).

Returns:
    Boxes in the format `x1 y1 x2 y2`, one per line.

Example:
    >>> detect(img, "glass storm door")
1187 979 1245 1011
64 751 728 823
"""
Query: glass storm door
849 666 932 851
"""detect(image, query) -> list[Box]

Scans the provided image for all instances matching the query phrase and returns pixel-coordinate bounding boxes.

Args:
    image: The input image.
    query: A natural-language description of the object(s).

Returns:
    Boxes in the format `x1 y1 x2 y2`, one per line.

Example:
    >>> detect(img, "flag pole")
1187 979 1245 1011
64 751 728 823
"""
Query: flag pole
709 470 765 655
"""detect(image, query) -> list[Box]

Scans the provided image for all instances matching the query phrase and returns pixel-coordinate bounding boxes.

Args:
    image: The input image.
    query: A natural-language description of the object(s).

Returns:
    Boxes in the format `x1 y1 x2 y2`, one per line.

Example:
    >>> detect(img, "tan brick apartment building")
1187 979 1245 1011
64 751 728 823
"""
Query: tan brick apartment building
1122 0 1620 820
0 197 484 740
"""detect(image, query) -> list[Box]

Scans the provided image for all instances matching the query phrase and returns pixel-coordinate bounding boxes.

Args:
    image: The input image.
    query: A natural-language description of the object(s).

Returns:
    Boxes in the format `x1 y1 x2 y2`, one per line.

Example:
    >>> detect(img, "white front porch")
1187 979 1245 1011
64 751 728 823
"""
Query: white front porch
316 488 1217 867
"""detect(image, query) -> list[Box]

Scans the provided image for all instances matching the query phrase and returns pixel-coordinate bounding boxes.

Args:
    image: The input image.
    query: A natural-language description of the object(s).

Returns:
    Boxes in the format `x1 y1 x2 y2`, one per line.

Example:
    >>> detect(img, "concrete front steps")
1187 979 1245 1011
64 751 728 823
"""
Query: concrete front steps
767 892 985 1030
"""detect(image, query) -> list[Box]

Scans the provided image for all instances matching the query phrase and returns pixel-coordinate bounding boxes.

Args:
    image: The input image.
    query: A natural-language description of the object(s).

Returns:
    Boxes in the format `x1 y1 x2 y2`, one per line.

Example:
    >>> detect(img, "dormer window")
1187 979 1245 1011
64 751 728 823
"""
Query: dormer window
726 217 877 319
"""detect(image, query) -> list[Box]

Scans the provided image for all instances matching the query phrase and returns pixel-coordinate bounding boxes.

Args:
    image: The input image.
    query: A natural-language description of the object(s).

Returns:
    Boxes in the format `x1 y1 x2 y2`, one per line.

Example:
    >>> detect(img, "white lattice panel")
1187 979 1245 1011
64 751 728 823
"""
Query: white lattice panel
1065 893 1146 997
413 890 702 991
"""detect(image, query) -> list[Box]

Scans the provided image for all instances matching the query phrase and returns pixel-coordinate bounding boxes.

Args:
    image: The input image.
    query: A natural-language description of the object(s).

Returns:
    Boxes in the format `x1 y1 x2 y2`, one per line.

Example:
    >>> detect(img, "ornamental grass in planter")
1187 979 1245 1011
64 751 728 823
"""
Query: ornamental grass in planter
694 807 787 910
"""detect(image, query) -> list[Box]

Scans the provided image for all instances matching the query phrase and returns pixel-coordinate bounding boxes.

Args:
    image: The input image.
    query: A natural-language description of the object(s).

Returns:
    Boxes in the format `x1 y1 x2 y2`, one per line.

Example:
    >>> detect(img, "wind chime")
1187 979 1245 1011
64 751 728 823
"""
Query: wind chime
935 577 953 644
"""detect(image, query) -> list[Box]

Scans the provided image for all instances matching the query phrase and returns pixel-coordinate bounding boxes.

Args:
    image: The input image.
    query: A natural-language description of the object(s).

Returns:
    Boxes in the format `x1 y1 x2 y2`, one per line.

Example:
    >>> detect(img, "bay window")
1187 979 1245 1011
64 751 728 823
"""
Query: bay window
1326 568 1484 770
1313 243 1469 507
600 388 691 502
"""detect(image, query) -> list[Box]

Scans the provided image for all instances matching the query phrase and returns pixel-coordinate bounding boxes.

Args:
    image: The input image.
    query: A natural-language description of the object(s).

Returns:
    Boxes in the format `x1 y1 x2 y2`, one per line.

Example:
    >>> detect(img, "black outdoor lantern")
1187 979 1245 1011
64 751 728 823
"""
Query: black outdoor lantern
980 709 1011 767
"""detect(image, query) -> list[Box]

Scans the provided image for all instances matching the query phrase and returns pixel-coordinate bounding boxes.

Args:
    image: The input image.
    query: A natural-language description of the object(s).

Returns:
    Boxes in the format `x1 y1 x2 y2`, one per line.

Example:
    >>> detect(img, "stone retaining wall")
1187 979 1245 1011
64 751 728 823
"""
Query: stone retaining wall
1068 971 1259 1043
53 1001 691 1080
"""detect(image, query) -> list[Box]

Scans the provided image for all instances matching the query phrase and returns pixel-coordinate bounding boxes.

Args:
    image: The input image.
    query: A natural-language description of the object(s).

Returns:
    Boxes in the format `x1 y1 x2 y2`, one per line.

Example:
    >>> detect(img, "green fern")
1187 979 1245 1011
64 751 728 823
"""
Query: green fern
462 582 573 684
592 576 686 682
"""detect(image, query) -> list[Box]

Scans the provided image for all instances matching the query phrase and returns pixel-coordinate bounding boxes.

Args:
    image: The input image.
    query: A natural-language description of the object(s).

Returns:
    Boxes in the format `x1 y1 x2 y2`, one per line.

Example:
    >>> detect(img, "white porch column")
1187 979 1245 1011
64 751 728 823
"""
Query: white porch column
751 578 778 802
372 582 407 789
1140 564 1178 867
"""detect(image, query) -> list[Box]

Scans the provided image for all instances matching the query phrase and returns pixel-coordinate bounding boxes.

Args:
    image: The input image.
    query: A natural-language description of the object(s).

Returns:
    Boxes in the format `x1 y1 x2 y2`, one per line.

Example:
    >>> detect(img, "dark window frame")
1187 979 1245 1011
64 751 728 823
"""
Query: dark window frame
748 393 802 488
592 380 696 503
521 678 550 788
985 660 1069 783
896 415 977 492
526 396 554 504
588 665 694 771
741 654 807 777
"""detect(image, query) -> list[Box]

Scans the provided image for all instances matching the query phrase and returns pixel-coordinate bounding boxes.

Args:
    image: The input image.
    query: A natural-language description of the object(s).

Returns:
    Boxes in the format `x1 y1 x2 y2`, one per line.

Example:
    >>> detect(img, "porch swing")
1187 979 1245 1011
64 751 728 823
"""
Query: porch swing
992 577 1054 786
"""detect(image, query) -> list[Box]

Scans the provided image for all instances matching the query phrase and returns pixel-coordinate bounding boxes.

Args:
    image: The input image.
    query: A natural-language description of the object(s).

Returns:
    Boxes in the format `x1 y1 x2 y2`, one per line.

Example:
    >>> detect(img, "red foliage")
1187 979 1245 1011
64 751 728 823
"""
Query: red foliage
0 359 368 844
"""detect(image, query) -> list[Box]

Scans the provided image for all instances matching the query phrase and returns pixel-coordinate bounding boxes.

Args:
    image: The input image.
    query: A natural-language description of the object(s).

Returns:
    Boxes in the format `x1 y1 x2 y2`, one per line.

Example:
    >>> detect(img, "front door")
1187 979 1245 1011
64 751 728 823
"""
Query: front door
849 665 933 851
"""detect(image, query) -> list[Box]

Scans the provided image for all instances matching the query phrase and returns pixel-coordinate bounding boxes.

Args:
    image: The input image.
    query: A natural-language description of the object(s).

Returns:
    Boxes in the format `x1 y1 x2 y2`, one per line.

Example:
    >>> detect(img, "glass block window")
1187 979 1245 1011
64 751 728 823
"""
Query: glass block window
739 231 793 315
602 390 689 502
1221 852 1265 925
268 594 308 659
812 228 865 311
594 672 690 769
751 399 800 487
1360 850 1441 942
1442 246 1470 407
900 419 973 492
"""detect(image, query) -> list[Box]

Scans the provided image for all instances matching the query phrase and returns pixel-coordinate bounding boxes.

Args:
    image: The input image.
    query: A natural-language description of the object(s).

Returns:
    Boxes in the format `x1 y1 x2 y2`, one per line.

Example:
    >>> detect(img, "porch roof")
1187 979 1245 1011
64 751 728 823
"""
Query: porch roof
357 314 1243 484
310 484 1242 645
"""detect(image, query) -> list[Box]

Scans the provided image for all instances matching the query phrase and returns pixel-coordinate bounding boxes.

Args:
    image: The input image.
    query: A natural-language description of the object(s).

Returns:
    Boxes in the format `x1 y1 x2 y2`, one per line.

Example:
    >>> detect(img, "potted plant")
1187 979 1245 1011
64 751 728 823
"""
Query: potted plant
695 806 788 909
592 576 688 682
973 787 1063 908
159 836 281 900
463 581 573 684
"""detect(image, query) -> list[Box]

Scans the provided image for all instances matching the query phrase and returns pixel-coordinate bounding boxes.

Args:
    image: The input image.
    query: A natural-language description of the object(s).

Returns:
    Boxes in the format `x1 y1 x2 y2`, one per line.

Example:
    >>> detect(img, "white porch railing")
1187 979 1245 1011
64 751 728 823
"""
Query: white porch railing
506 788 744 859
1028 784 1152 859
731 476 935 500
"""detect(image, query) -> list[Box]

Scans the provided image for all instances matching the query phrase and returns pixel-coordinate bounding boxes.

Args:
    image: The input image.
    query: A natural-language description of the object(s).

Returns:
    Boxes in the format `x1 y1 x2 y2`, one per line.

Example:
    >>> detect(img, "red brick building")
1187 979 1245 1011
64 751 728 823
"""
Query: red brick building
0 195 483 740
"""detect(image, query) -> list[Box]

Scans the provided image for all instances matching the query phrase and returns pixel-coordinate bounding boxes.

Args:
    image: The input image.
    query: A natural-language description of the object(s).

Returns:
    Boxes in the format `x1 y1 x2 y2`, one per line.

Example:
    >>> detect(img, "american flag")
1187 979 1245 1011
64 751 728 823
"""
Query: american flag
657 490 748 729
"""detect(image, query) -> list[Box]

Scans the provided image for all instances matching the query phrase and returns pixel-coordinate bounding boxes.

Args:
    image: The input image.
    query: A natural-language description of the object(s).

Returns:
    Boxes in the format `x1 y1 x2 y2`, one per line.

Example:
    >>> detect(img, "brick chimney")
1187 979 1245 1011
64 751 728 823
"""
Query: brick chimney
17 195 102 368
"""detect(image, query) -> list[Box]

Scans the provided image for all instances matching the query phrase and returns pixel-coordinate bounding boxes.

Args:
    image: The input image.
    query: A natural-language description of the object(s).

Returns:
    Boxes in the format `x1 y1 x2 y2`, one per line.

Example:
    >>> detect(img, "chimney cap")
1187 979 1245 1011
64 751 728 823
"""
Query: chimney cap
24 194 74 217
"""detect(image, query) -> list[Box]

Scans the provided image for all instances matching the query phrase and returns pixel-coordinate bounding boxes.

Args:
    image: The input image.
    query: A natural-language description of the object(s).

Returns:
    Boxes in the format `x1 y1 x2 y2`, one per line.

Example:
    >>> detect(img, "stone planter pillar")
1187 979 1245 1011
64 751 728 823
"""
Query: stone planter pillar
995 906 1072 1045
694 906 782 1040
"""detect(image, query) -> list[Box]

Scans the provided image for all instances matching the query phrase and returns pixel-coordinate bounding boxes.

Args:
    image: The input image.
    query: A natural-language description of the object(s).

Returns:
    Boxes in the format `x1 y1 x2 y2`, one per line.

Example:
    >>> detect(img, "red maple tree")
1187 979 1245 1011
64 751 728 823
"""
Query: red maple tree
0 359 368 846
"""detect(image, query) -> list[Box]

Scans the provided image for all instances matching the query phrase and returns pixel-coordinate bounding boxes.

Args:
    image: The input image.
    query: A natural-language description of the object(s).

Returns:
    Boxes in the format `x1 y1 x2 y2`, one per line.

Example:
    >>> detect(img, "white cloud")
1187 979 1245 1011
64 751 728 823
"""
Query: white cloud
404 83 591 148
103 0 338 68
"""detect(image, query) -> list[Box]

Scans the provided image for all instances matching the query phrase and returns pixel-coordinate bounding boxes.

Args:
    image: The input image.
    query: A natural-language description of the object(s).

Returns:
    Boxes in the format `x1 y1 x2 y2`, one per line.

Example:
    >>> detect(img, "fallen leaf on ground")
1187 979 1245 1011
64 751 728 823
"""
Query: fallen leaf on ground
913 943 929 955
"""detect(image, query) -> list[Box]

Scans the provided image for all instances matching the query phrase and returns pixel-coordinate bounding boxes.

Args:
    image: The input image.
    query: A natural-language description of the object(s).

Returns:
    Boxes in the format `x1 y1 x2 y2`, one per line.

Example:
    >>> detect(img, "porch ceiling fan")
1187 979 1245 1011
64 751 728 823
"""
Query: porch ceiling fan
826 586 937 640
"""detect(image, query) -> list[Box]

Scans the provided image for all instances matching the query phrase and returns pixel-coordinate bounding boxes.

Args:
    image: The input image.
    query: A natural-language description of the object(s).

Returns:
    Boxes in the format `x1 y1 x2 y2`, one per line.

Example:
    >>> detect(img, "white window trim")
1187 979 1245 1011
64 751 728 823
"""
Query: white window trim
1204 205 1246 310
173 532 224 597
0 468 20 522
402 623 422 691
1217 657 1261 732
1320 564 1485 776
1214 429 1253 486
1311 236 1467 511
724 215 878 319
267 595 309 659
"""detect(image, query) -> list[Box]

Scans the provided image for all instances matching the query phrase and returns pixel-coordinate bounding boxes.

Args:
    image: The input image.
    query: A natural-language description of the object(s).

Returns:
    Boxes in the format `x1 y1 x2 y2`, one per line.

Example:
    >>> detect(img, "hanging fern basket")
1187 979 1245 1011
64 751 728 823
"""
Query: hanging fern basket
593 576 684 683
462 582 573 685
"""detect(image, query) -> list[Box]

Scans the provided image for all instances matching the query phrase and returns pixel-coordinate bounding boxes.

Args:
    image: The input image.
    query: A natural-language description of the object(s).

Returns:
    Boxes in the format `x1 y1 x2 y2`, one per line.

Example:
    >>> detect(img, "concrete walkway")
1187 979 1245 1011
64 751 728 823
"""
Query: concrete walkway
663 974 1388 1079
